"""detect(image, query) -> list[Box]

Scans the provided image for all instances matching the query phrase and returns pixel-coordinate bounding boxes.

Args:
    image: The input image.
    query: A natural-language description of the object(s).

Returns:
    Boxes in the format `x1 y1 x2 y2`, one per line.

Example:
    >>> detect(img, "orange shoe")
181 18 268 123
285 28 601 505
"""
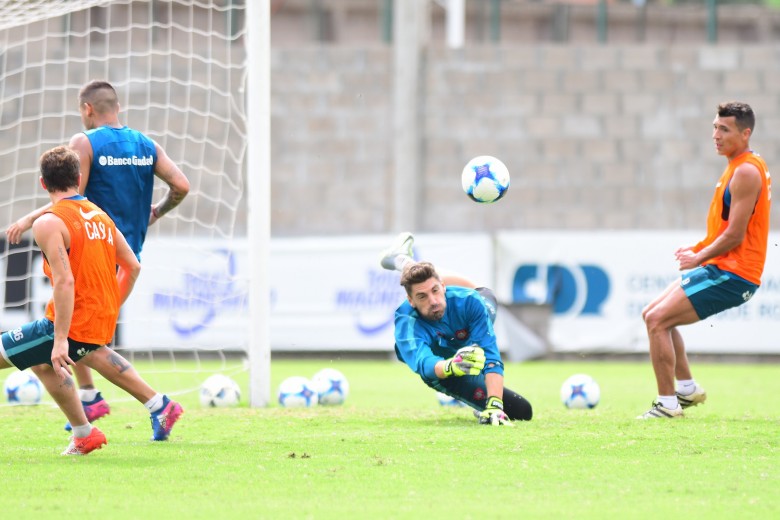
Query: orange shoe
62 426 108 455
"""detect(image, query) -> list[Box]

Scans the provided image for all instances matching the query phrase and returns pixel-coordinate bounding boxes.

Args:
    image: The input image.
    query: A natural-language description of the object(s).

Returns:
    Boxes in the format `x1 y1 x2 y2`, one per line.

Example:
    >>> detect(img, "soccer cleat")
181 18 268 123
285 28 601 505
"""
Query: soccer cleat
150 396 184 441
61 426 107 456
64 392 111 431
676 385 707 409
636 401 684 419
379 231 415 271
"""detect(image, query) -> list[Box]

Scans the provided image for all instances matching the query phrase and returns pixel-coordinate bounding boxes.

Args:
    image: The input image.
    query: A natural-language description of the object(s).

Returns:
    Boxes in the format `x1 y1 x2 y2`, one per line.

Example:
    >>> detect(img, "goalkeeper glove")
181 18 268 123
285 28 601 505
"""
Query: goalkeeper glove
442 345 485 377
478 396 513 426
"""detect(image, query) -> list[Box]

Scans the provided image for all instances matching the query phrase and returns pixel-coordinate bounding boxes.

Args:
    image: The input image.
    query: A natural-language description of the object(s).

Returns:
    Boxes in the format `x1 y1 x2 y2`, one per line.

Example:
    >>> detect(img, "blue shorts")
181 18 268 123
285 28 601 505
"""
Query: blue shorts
681 265 759 320
0 318 102 370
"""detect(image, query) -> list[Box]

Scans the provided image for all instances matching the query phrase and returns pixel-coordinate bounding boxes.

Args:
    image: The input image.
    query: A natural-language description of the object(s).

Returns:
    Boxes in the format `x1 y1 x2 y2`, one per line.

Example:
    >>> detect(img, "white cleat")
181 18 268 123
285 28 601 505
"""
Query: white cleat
379 232 415 271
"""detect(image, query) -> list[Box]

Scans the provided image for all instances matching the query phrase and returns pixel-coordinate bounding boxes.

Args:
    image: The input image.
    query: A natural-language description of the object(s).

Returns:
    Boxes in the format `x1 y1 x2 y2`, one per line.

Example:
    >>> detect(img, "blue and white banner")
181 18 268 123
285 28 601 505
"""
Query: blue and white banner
6 232 779 354
495 231 780 354
121 234 493 351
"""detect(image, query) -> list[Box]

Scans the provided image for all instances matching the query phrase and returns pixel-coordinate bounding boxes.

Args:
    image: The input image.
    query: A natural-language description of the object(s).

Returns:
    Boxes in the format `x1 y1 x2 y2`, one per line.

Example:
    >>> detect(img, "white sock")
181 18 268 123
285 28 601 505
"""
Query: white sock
144 393 165 413
394 255 414 272
658 395 679 410
676 379 696 395
72 424 92 438
79 388 99 402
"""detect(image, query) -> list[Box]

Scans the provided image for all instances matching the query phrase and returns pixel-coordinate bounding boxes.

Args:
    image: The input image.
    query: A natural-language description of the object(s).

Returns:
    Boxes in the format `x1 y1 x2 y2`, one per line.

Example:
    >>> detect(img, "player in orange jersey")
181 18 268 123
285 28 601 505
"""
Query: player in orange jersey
638 102 772 419
0 146 182 451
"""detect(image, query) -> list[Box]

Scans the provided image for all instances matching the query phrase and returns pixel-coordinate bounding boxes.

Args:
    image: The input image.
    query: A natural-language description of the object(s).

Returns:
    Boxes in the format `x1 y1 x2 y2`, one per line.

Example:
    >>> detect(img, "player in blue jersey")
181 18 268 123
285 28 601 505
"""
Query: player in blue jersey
380 232 533 426
6 80 190 428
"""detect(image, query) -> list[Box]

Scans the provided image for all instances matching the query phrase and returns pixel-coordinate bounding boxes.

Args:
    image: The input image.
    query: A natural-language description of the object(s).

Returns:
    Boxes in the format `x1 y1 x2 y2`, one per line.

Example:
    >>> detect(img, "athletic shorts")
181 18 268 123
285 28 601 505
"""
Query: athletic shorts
681 264 759 320
0 318 103 370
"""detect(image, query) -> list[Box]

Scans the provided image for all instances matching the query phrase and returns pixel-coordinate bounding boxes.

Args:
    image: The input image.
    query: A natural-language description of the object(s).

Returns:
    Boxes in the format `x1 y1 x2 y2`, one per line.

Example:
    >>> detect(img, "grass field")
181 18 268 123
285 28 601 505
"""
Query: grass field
1 358 778 519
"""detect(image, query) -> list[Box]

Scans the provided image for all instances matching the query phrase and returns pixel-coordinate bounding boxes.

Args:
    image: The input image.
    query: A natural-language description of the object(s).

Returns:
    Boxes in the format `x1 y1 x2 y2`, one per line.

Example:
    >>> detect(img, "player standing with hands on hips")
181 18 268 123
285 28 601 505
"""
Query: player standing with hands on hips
638 101 772 419
380 232 533 426
5 80 190 428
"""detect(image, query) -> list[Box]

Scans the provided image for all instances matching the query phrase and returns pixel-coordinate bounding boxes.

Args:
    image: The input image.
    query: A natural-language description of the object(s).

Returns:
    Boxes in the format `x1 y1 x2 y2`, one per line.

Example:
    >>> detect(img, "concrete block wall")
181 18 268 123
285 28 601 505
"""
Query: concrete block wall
270 44 780 236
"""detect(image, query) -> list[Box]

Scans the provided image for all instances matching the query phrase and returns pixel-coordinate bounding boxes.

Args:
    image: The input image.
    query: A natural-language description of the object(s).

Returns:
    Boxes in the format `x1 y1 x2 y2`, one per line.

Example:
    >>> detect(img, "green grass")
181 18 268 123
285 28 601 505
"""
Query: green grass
1 359 778 519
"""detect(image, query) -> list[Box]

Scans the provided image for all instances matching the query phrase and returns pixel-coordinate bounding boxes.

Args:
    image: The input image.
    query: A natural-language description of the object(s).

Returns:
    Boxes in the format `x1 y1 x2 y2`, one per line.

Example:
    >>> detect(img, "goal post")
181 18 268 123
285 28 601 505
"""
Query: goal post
0 0 271 406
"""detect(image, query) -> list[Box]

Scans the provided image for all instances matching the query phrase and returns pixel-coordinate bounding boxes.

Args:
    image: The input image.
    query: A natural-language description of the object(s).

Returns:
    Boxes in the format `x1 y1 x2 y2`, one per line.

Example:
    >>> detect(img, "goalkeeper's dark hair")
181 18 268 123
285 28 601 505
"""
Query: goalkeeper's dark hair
400 261 441 297
79 80 119 114
717 101 755 133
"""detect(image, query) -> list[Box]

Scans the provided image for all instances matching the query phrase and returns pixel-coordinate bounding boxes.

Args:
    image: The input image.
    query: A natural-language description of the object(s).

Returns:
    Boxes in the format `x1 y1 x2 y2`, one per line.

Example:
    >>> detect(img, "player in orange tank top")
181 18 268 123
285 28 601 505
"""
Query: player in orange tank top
638 102 772 420
1 146 184 448
43 198 121 346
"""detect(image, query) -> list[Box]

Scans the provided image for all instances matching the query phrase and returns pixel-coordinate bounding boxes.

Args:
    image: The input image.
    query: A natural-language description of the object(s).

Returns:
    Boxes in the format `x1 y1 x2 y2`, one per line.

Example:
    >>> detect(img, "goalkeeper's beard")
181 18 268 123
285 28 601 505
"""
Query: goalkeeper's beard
422 305 444 321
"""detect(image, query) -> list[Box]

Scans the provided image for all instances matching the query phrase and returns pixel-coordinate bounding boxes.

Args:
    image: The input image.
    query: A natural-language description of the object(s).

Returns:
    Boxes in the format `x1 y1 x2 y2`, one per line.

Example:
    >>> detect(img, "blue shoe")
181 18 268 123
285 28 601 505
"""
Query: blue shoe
64 392 111 431
150 396 184 441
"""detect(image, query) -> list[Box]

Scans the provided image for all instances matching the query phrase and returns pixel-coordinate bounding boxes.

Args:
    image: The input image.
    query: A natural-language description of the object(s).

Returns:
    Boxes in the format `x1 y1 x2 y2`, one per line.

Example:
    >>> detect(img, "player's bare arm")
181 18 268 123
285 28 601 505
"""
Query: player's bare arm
68 132 94 193
115 227 142 305
33 214 76 380
149 142 190 224
678 163 762 270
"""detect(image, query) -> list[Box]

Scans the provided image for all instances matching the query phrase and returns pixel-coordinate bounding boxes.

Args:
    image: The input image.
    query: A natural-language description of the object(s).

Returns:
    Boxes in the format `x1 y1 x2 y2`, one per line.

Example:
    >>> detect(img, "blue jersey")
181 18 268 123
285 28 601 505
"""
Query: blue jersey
394 285 504 381
83 125 158 257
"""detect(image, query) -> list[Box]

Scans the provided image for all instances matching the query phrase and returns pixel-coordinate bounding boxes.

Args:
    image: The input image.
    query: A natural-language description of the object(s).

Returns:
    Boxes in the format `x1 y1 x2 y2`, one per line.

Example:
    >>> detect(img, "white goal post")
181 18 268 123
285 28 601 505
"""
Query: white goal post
0 0 271 406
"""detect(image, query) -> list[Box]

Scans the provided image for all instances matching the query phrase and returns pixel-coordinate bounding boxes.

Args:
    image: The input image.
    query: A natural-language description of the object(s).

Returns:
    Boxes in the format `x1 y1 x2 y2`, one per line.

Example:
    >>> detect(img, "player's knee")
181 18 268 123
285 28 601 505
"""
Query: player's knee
502 387 533 421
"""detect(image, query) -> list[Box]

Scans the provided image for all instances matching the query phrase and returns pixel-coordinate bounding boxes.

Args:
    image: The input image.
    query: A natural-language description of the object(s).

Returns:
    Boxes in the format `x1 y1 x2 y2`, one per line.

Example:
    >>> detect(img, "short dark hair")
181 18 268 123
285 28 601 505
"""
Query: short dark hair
399 261 441 296
717 101 755 132
79 80 119 114
40 146 80 193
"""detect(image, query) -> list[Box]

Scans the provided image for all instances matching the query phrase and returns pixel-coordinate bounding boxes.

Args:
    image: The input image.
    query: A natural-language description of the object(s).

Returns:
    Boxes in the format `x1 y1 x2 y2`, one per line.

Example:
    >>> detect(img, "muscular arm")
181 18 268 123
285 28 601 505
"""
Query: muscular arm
149 142 190 225
5 202 53 244
32 214 75 379
114 227 141 305
677 163 763 270
68 132 93 195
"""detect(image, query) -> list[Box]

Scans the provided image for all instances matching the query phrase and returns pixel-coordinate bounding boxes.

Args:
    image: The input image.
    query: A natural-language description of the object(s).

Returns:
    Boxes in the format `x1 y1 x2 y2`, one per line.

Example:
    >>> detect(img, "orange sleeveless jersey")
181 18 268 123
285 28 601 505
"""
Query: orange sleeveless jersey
43 198 120 345
693 151 772 285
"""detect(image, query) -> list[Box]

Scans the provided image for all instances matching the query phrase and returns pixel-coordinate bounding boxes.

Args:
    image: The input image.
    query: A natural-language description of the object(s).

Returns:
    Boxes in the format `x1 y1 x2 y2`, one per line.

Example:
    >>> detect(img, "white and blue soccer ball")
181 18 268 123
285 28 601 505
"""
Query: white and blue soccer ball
199 374 241 408
560 374 601 409
461 155 510 204
436 391 466 407
278 376 319 408
4 370 43 405
311 368 349 406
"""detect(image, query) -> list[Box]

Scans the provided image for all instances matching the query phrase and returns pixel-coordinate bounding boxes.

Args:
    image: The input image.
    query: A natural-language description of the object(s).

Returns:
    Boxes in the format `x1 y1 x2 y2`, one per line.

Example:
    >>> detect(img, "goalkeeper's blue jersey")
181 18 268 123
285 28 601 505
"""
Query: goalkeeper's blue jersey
394 285 504 381
83 125 158 258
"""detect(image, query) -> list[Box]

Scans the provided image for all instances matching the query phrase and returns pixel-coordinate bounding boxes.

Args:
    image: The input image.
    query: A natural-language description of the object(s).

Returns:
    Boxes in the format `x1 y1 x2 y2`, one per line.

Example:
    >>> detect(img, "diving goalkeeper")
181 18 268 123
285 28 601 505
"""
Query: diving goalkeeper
380 232 533 425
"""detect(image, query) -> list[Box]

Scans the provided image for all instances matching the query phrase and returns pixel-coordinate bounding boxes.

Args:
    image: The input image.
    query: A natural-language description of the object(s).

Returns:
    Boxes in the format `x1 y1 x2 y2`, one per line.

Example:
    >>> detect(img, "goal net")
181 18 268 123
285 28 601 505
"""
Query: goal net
0 0 253 403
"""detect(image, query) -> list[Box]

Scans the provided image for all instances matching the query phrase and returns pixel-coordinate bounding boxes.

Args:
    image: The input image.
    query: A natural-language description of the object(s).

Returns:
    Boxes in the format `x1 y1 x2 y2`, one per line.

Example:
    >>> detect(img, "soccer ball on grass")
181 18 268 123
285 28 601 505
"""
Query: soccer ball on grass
461 155 510 203
278 376 319 408
199 374 241 407
310 368 349 406
4 370 43 405
560 374 600 409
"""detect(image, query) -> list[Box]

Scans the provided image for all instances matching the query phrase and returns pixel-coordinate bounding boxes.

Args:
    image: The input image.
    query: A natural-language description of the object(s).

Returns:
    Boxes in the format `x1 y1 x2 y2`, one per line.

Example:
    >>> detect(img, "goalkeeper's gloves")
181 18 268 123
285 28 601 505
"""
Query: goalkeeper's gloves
478 396 513 426
442 345 485 378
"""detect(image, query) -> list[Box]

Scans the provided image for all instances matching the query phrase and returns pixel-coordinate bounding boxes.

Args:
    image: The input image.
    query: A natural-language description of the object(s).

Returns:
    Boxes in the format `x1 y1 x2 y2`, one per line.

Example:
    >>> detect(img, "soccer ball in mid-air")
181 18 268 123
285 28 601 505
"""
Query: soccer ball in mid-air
278 376 319 408
436 391 466 407
199 374 241 408
560 374 600 409
4 370 43 405
461 155 510 203
310 368 349 406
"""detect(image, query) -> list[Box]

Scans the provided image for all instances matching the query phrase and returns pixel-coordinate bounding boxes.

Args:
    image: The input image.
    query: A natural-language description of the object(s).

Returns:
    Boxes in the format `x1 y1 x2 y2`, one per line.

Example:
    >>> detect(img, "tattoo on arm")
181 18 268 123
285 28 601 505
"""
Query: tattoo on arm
57 245 68 271
155 189 186 218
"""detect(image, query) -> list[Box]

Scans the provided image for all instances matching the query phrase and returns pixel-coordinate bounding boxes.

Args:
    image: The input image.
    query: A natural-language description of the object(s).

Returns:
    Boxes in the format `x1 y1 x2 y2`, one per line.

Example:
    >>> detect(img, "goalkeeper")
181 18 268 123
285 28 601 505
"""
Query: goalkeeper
380 232 533 426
